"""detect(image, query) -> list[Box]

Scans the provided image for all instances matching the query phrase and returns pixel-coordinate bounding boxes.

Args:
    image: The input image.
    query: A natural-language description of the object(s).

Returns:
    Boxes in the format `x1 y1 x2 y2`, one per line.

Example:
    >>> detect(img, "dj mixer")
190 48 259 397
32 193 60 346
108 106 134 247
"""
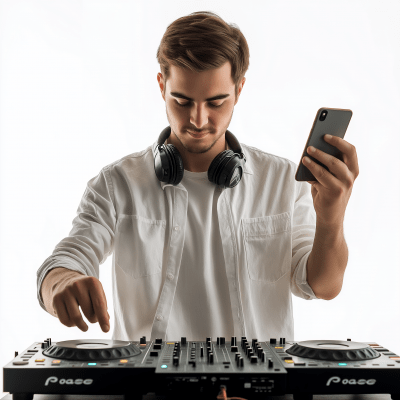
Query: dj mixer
3 337 400 400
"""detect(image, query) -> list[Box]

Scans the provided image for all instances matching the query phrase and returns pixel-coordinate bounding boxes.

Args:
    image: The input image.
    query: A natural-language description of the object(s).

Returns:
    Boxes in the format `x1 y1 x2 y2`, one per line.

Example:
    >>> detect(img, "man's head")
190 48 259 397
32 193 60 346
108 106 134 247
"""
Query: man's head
156 11 249 159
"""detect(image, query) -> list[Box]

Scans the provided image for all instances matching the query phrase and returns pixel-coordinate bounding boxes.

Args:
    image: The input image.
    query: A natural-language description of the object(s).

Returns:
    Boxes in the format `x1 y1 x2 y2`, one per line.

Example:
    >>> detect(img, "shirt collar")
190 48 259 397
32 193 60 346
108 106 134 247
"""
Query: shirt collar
151 138 254 191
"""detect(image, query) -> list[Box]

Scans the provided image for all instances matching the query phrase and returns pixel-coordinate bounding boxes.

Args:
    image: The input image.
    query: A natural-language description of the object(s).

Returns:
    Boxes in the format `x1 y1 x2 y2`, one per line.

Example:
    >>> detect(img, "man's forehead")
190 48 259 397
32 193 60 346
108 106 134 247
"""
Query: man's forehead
167 62 234 96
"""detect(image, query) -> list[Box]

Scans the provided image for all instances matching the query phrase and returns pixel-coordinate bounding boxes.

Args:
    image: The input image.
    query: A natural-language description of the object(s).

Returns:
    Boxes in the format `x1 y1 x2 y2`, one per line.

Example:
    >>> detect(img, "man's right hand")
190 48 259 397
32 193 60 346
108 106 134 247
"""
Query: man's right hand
41 268 110 333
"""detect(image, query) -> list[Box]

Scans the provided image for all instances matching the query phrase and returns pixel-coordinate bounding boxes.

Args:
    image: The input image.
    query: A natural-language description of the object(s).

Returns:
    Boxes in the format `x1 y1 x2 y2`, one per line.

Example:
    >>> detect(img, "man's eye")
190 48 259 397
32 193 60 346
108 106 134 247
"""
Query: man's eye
176 101 223 108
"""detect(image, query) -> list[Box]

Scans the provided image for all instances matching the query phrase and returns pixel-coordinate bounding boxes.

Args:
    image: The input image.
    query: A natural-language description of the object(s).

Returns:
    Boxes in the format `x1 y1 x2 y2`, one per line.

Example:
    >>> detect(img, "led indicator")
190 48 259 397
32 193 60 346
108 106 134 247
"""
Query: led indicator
161 364 168 369
338 363 347 366
88 363 97 366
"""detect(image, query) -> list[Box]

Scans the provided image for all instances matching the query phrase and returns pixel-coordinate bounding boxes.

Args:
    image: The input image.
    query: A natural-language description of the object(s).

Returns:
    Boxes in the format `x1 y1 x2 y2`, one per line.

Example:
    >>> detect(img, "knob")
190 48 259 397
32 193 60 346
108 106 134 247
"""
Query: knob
239 357 244 367
200 347 204 357
217 337 220 345
206 337 211 343
268 358 273 368
252 338 258 348
14 351 18 357
153 344 161 350
251 356 258 364
270 338 276 345
231 336 236 346
155 338 162 344
140 337 146 344
173 356 179 366
235 352 241 361
231 345 238 352
261 352 266 362
347 338 351 341
181 337 187 345
279 337 284 345
220 337 225 345
208 353 214 363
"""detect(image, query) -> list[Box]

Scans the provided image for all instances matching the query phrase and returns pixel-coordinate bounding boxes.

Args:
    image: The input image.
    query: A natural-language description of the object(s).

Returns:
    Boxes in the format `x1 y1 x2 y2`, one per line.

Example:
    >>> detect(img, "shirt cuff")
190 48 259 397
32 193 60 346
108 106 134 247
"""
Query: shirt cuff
292 250 319 300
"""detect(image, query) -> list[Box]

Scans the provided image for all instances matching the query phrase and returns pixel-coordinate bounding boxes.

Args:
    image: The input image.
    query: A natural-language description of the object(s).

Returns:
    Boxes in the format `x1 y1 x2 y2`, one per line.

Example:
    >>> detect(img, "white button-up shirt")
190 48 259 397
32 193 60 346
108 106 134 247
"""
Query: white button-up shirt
36 140 318 342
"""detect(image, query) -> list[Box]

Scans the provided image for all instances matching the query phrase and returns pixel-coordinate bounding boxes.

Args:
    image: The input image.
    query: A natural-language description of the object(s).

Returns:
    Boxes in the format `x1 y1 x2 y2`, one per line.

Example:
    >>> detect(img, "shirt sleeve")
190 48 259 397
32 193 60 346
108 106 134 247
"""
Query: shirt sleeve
36 165 116 312
290 178 319 300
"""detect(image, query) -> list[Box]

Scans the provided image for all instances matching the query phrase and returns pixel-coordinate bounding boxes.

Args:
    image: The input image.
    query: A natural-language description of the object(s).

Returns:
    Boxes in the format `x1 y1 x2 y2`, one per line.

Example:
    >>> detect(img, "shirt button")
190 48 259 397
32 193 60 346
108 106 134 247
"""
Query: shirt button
156 315 163 321
167 273 174 280
174 226 180 231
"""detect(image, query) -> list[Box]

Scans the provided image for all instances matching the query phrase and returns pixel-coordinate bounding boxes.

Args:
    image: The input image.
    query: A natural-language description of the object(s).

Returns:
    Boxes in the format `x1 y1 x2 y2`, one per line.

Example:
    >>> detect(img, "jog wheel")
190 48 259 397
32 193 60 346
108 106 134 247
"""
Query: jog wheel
286 340 380 361
43 339 141 361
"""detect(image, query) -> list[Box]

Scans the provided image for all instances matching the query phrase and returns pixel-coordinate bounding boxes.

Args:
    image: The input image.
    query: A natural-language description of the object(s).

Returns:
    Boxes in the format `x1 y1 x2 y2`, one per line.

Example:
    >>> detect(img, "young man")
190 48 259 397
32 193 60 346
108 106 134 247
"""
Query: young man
37 11 359 341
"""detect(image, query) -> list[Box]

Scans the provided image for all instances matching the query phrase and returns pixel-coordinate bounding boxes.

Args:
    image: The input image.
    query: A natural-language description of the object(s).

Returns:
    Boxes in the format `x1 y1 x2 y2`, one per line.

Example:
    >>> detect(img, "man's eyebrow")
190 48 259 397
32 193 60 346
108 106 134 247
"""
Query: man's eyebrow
170 92 230 101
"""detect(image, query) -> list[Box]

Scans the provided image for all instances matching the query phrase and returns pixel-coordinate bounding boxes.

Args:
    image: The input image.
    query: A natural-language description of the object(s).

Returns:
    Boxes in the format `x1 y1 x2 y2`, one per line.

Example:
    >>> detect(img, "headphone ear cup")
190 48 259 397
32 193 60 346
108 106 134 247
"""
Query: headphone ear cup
208 150 234 186
164 144 184 185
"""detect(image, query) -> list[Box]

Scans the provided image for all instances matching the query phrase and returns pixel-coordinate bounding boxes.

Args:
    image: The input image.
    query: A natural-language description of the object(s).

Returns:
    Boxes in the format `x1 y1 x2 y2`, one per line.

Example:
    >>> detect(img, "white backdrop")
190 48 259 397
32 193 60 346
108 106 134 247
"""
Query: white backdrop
0 0 399 395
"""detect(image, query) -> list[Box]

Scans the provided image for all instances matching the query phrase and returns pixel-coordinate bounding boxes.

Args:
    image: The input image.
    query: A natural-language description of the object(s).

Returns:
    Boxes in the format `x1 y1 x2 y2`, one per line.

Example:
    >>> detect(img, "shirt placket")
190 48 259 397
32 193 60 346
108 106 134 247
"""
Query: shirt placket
150 185 188 340
217 188 246 338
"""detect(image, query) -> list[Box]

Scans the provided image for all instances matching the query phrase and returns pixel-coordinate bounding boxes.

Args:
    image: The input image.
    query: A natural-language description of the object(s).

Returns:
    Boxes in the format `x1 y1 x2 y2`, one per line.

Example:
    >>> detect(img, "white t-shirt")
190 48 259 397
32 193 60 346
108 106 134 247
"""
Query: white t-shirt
166 169 234 341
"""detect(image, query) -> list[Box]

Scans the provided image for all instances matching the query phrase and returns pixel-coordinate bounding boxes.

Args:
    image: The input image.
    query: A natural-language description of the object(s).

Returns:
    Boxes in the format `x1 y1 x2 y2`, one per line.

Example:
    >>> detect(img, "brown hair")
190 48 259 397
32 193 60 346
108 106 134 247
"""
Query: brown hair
156 11 250 101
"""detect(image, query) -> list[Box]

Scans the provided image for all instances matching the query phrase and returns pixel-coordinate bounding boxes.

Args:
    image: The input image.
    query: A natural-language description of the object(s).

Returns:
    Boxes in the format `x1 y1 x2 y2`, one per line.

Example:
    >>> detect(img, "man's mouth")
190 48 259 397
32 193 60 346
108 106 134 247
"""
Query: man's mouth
187 130 209 138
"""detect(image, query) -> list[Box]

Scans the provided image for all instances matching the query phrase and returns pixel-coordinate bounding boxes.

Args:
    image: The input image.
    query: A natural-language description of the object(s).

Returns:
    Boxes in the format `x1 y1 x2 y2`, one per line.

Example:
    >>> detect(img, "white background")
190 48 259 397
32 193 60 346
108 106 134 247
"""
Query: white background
0 0 399 396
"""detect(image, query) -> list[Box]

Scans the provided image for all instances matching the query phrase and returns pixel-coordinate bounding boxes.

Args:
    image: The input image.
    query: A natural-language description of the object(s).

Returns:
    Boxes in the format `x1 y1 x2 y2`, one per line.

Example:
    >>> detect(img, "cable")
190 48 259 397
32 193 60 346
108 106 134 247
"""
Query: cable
216 386 248 400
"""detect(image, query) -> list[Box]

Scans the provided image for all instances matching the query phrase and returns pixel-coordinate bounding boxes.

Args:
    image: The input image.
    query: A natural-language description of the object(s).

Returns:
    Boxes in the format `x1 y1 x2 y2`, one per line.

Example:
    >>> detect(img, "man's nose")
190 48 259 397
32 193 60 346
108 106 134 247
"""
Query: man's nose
190 104 209 129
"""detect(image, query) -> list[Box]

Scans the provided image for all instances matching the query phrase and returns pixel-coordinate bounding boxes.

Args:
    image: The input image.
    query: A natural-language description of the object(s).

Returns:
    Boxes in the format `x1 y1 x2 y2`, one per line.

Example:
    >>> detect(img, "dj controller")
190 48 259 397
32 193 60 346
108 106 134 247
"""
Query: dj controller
3 336 400 400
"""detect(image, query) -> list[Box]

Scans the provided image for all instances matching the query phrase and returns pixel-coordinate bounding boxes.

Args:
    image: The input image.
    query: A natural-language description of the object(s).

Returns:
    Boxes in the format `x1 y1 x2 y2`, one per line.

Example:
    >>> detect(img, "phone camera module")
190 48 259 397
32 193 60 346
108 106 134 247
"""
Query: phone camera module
319 110 328 121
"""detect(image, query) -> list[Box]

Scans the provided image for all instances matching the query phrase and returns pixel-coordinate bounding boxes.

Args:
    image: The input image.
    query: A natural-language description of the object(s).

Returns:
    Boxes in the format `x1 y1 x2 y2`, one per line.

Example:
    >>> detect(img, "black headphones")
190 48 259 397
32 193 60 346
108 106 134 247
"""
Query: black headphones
154 126 246 188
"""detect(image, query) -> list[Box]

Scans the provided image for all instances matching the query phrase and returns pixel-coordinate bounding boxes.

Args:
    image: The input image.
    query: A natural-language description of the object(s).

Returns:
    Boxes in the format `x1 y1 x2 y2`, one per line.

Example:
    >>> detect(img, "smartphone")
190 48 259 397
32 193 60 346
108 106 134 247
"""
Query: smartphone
295 107 353 181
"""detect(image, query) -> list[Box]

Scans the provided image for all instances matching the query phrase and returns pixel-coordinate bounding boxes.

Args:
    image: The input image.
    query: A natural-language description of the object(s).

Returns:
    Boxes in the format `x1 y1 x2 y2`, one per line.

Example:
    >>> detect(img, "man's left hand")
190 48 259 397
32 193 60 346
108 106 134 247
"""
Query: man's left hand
302 134 359 228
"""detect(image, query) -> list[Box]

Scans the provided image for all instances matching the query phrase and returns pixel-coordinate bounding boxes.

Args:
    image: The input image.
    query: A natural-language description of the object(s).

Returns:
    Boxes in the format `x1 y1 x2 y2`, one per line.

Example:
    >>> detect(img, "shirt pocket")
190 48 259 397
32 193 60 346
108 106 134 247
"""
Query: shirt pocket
241 212 291 283
115 214 166 279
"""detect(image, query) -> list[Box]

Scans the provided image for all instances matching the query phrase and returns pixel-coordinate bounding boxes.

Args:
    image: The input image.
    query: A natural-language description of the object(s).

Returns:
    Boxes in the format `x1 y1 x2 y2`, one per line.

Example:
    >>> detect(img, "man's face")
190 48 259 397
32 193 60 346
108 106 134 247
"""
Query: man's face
157 61 244 154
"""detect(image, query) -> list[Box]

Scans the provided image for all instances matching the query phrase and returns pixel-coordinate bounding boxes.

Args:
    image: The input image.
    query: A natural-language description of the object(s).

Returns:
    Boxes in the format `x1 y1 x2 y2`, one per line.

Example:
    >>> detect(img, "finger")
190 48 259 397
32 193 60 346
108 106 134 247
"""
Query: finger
306 146 350 183
324 134 359 177
76 287 98 324
88 284 110 332
65 297 90 332
302 156 340 189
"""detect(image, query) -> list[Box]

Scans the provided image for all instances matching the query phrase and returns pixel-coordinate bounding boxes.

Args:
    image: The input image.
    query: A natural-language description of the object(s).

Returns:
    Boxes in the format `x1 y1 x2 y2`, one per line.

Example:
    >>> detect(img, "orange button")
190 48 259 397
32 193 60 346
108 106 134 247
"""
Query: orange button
119 359 128 363
285 360 294 363
275 347 283 349
52 360 61 364
390 357 400 360
35 359 45 362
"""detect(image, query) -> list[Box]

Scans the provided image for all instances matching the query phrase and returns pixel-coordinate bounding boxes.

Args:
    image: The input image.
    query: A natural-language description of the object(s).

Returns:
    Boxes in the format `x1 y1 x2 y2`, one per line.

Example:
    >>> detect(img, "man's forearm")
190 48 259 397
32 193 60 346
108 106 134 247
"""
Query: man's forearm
306 222 348 300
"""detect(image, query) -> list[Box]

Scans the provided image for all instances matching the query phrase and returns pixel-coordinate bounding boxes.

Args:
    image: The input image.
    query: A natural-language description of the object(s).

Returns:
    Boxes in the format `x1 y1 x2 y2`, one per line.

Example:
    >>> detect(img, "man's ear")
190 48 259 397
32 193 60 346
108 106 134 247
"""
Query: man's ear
157 73 166 101
235 77 246 105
